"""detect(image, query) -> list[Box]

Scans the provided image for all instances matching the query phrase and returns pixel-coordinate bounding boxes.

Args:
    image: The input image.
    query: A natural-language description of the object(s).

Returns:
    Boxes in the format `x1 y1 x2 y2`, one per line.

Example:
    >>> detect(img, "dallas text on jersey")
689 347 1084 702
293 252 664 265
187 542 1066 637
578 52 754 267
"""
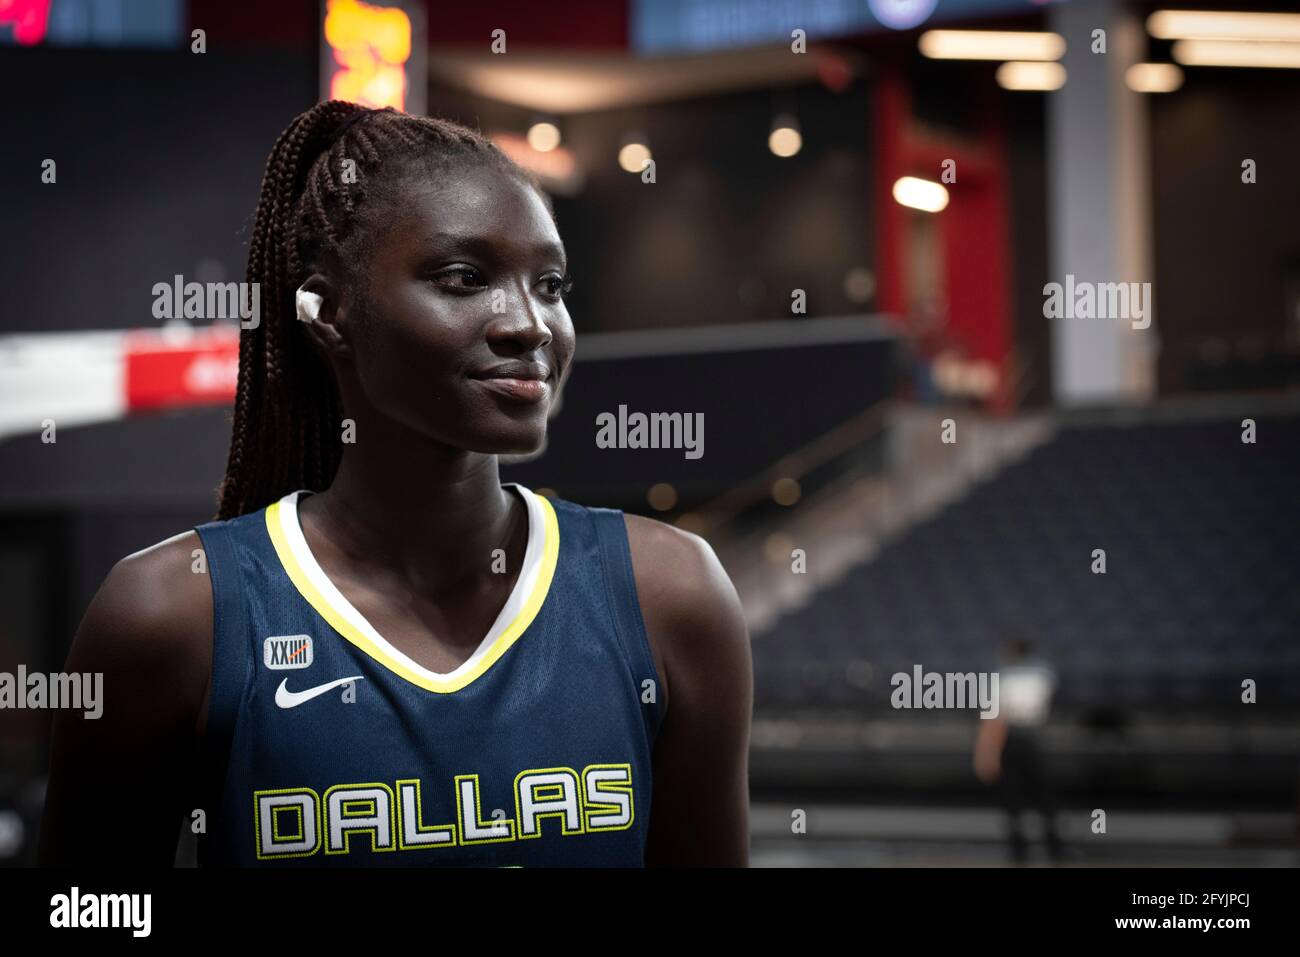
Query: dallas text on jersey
253 762 635 859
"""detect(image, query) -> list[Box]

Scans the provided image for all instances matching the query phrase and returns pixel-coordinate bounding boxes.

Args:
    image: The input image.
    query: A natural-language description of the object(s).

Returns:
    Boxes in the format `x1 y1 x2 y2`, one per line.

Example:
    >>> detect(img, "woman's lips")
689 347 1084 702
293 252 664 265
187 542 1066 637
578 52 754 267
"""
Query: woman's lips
475 376 549 403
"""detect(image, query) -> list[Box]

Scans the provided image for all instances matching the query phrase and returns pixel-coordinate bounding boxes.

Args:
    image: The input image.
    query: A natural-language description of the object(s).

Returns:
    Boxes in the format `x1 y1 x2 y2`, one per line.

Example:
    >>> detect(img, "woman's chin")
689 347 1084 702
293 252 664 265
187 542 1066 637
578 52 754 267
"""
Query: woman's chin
480 429 547 460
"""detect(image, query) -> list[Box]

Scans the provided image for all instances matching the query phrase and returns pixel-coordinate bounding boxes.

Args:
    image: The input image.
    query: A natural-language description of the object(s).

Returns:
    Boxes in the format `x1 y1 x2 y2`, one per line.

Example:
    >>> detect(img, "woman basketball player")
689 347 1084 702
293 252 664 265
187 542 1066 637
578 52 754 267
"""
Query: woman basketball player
38 102 752 867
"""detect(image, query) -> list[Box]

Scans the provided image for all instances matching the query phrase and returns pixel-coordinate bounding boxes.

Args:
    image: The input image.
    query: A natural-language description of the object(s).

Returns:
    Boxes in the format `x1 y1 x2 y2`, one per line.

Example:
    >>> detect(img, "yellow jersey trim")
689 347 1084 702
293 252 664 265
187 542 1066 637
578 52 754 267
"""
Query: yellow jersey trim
264 489 559 694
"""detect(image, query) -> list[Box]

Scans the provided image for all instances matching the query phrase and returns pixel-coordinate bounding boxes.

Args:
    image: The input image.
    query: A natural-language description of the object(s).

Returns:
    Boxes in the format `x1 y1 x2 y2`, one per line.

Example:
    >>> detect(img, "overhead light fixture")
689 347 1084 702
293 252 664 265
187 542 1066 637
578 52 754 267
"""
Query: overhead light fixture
647 483 678 511
526 120 561 152
1173 39 1300 68
768 113 802 158
618 136 652 173
1148 10 1300 43
771 477 801 506
892 176 949 213
919 30 1065 61
996 61 1067 91
1126 62 1184 92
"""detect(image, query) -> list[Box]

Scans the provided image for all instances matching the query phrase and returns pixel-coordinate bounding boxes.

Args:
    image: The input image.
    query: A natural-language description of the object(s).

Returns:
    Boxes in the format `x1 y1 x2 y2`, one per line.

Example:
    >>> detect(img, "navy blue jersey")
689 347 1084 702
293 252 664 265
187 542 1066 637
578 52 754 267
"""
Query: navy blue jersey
191 483 663 867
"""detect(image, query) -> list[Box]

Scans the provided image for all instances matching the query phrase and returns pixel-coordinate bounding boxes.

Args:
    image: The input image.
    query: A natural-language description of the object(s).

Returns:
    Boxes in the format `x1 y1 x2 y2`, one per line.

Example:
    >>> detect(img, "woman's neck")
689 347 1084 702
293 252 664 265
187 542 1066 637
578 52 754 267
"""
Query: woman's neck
300 432 523 598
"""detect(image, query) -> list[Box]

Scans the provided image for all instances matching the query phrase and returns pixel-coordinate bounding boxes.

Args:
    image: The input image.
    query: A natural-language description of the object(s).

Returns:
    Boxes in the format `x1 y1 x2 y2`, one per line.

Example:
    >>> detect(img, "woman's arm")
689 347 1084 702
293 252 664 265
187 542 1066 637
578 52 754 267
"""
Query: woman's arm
38 532 213 866
625 516 753 867
973 716 1008 785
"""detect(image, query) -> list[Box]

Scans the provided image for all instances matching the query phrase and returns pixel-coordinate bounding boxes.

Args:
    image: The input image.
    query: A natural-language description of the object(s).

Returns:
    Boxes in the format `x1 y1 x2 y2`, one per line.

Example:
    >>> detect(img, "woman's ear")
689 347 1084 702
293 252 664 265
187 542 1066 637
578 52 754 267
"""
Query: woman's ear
295 273 352 360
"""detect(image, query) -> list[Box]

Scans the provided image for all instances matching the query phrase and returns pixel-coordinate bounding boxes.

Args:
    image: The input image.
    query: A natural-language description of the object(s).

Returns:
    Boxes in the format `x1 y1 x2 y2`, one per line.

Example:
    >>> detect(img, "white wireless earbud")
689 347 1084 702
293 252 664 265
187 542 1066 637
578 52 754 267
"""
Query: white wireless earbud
295 286 324 324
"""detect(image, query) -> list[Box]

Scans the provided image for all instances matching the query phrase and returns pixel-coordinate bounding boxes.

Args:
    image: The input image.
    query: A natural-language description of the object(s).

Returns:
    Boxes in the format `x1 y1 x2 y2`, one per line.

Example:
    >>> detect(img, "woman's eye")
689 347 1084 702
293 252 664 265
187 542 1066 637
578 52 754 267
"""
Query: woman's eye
431 266 487 290
542 273 574 299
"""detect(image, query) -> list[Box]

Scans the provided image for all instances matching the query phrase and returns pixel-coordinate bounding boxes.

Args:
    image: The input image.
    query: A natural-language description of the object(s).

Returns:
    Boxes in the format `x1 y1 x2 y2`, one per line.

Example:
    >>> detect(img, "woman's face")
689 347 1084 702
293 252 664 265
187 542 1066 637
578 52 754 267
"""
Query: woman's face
336 161 575 456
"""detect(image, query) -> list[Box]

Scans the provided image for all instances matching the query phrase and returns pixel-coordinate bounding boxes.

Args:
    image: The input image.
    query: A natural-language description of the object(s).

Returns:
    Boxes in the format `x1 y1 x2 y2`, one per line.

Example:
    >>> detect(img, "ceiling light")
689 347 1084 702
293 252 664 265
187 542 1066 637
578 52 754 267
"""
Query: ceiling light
996 61 1067 91
892 176 949 213
526 121 561 152
919 30 1065 61
768 114 802 158
618 140 652 173
1173 39 1300 68
1148 10 1300 42
1126 62 1184 92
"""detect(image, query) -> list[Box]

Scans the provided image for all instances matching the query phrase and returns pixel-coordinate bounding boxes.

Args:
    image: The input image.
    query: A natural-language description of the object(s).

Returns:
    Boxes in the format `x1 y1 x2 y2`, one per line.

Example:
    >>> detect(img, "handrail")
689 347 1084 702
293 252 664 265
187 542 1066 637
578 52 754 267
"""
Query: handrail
682 397 894 536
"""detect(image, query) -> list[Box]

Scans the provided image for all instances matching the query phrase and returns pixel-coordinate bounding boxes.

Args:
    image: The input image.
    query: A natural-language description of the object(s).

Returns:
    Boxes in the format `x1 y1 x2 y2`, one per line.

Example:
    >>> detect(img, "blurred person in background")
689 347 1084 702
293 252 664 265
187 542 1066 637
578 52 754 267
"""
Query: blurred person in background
974 636 1063 864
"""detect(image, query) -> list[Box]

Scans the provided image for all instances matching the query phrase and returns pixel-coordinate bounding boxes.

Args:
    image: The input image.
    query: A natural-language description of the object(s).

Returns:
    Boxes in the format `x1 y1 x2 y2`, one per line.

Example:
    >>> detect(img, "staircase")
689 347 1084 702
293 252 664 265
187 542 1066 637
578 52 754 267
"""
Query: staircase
714 405 1057 636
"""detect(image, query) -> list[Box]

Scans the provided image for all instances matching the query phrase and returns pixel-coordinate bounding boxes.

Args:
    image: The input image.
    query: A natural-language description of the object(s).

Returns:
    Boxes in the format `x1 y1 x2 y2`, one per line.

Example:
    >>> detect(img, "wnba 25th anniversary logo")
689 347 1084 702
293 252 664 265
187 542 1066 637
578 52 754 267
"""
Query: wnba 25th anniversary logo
264 635 314 670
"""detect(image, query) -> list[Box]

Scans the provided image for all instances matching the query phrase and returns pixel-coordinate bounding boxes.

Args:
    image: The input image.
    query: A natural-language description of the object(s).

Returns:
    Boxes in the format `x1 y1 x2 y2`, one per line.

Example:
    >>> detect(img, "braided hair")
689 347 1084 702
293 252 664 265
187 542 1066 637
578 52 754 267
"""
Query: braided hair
216 101 548 520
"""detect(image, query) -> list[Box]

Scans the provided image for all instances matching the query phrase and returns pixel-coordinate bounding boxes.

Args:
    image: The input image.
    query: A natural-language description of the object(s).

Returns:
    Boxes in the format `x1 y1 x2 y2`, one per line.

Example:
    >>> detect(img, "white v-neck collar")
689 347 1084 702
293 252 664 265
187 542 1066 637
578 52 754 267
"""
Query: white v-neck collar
265 482 557 692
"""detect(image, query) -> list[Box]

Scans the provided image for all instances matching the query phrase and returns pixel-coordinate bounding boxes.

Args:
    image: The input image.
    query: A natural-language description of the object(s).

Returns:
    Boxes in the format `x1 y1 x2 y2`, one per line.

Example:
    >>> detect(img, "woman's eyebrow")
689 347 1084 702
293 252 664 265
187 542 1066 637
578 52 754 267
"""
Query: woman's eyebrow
421 232 566 267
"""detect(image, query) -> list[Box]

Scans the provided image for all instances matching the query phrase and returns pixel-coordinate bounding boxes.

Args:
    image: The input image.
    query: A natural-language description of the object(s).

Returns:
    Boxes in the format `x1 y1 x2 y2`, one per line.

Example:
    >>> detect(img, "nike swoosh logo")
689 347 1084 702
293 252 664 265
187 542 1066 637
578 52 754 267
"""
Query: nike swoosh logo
274 676 364 709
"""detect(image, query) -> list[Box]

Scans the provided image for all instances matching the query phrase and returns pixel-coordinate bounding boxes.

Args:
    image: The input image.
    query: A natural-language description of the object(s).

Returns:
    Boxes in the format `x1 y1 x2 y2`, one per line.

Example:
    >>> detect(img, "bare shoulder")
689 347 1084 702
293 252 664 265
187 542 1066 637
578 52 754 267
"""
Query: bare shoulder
68 529 213 727
622 513 739 618
621 513 751 709
40 529 215 865
88 530 213 649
